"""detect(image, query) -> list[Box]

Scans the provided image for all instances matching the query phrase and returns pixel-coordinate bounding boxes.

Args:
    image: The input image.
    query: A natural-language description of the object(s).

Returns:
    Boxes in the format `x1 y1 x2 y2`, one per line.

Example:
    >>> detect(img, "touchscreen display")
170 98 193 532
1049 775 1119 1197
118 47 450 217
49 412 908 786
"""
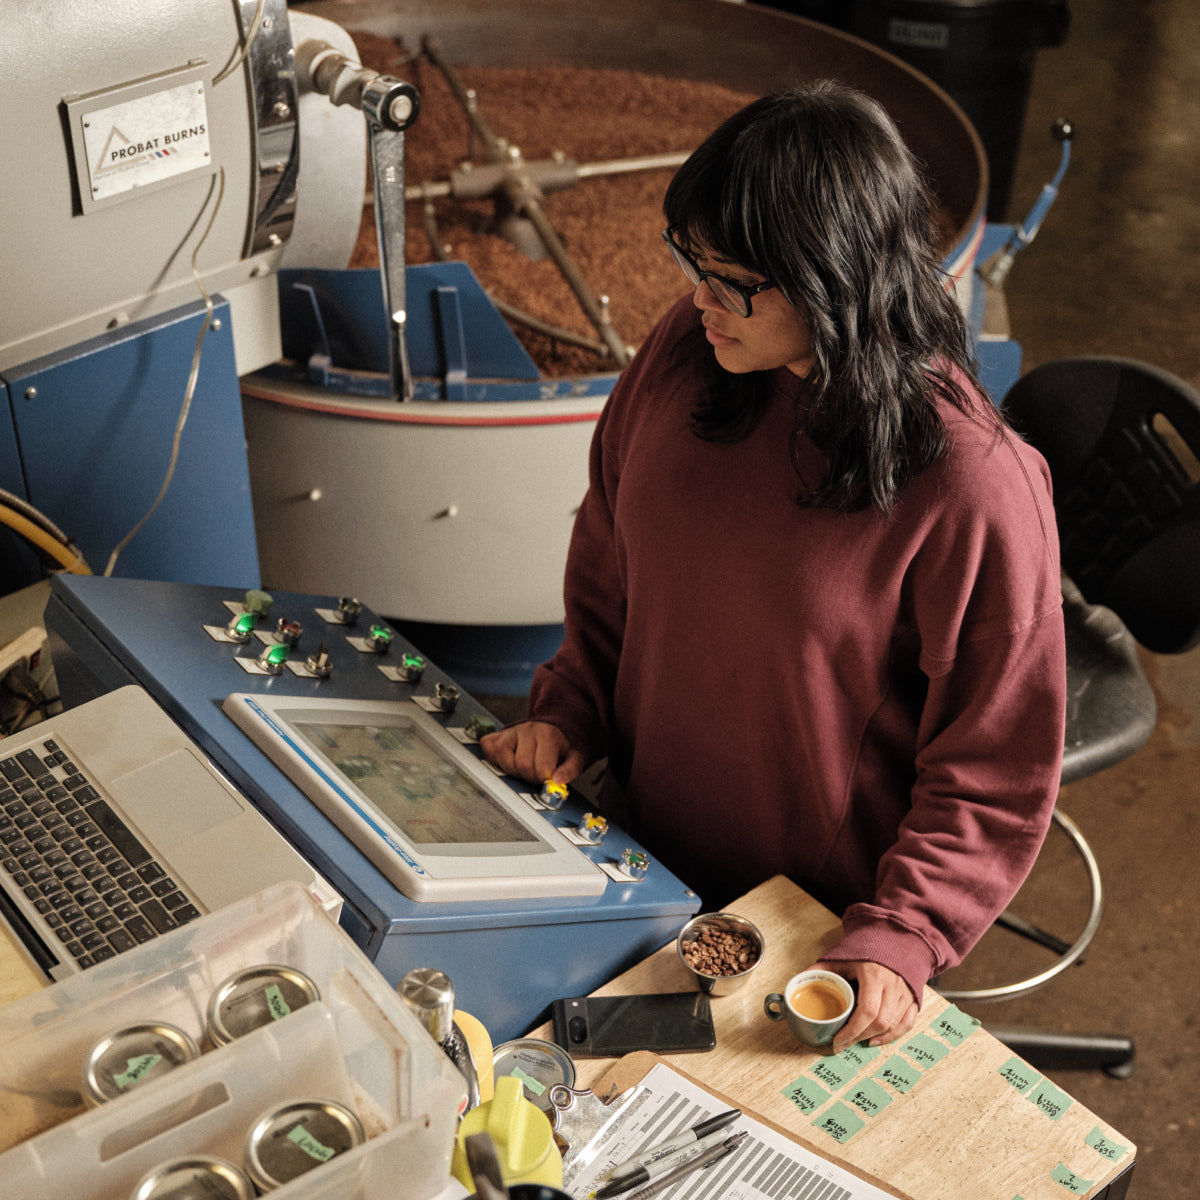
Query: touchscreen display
293 719 537 846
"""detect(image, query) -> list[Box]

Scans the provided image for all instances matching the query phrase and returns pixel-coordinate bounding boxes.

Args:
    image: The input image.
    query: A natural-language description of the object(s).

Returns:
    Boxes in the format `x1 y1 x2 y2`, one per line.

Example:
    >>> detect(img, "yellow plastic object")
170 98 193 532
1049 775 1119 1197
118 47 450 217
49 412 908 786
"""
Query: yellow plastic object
450 1075 563 1190
454 1009 495 1102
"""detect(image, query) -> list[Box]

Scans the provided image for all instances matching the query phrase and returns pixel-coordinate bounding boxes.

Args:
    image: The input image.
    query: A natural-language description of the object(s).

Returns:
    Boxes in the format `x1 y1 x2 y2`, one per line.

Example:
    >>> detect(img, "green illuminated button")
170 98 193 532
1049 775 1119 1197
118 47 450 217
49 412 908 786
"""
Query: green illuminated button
226 611 258 642
257 643 290 674
369 624 393 653
398 652 425 682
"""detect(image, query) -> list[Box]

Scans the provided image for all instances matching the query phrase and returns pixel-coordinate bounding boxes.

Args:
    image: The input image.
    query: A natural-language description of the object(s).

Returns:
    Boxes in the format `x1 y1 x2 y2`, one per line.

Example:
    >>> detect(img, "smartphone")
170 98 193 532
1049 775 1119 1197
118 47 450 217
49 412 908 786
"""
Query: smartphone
550 991 716 1058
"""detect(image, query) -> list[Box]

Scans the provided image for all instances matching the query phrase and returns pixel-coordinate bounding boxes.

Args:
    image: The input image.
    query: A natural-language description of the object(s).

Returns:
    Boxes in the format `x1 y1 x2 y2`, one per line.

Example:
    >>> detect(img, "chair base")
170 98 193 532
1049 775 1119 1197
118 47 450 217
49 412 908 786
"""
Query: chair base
987 1026 1136 1079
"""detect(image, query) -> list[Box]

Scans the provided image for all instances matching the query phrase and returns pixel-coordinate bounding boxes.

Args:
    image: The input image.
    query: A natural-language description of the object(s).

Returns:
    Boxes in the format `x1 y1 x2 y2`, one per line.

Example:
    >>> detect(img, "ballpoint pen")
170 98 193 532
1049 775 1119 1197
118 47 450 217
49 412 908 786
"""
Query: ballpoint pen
603 1107 742 1183
624 1131 748 1200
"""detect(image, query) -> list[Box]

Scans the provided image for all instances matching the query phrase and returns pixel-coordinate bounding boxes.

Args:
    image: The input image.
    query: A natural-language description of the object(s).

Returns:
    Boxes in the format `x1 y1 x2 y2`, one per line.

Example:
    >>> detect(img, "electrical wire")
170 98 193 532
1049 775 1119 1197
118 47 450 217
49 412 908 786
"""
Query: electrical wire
212 0 268 86
103 167 226 578
0 488 73 545
0 504 91 574
101 0 260 573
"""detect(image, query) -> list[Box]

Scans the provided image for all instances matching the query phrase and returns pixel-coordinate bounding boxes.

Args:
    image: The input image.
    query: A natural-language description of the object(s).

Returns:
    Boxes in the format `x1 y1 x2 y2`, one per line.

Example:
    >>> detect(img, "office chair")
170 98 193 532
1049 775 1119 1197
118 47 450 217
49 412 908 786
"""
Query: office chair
940 355 1200 1076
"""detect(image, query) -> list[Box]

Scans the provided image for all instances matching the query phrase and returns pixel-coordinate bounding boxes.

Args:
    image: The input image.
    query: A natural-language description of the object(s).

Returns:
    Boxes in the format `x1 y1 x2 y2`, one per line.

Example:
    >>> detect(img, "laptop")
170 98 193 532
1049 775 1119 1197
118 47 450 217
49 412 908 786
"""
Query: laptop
0 685 336 981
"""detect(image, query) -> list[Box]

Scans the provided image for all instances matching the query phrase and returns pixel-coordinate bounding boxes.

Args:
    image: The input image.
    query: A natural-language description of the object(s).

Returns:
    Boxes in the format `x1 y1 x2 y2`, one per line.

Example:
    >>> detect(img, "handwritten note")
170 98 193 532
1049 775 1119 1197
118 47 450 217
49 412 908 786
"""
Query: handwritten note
782 1074 833 1115
1085 1127 1129 1163
1050 1163 1094 1194
874 1055 921 1094
812 1102 866 1145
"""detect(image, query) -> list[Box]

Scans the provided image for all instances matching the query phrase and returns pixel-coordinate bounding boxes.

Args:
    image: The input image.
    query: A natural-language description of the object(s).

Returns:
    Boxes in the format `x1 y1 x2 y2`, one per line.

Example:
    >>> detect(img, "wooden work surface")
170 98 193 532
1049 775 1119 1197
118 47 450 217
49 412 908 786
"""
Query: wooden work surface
0 936 42 1012
0 877 1134 1197
530 875 1135 1200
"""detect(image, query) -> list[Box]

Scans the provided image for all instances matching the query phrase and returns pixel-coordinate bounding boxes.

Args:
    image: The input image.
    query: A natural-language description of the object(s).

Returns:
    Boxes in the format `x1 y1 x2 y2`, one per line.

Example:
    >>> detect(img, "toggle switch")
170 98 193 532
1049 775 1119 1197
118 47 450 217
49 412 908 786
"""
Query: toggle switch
368 624 393 654
338 596 362 626
275 618 302 648
432 683 459 713
306 642 332 678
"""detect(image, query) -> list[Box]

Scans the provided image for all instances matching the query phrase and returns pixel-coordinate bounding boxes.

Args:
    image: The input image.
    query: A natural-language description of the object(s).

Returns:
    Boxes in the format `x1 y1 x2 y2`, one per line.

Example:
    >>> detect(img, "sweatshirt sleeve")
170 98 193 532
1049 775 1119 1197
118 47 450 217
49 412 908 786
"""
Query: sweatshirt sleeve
524 404 624 765
526 301 688 761
822 430 1067 1002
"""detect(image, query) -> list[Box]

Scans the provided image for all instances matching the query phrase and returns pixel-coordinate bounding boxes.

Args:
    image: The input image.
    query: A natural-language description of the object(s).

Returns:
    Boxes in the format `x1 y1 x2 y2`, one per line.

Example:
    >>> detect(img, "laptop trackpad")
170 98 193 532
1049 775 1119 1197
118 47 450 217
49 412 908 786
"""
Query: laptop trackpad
110 749 244 846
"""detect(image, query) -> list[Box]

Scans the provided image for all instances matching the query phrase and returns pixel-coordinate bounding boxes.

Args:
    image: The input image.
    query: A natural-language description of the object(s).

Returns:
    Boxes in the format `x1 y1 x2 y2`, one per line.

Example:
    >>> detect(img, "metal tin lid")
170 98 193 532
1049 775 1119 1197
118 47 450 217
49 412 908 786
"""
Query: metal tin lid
207 964 320 1047
130 1155 256 1200
491 1038 575 1112
82 1022 200 1106
244 1098 365 1191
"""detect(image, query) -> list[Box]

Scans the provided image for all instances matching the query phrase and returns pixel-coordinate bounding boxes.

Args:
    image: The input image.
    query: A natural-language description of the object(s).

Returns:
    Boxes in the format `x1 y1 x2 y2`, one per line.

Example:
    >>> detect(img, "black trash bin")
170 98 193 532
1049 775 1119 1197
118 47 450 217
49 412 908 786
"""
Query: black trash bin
843 1 1071 219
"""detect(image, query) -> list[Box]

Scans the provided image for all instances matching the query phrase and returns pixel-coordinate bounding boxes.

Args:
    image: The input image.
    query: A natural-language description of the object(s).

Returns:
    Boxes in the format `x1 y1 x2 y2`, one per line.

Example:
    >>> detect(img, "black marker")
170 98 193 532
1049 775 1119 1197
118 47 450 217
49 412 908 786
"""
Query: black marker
623 1132 748 1200
595 1109 742 1198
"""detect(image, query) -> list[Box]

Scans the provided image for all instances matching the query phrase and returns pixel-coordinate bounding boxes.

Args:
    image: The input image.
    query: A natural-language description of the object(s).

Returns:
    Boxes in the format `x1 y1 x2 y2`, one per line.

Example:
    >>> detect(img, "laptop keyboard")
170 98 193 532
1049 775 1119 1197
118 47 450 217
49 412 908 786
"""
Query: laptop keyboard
0 735 202 971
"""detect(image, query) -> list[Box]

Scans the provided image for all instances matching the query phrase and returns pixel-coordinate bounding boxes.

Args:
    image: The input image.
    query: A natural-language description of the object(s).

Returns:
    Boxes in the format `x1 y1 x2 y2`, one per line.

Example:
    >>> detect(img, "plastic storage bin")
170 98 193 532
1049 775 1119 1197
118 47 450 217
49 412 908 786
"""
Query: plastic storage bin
0 881 467 1199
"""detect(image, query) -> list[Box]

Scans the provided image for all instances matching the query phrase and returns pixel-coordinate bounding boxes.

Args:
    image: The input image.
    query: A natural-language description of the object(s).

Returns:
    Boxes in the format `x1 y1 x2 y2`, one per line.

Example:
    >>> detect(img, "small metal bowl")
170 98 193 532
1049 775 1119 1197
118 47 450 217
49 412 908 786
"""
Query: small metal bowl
676 912 765 997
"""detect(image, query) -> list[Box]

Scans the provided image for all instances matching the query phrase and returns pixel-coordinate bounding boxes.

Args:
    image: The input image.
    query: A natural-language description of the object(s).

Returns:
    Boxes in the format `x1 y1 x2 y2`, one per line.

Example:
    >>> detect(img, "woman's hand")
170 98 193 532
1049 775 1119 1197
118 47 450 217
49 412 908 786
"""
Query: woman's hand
819 961 920 1052
480 720 586 787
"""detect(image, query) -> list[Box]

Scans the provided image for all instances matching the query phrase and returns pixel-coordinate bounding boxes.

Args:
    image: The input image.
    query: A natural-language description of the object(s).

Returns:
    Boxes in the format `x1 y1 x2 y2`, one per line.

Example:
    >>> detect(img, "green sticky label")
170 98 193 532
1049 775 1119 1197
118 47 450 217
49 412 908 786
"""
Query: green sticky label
1085 1127 1129 1163
113 1053 162 1090
782 1074 833 1114
900 1032 950 1070
929 1004 981 1047
874 1055 921 1093
845 1078 894 1118
265 983 292 1020
1030 1079 1074 1122
998 1056 1041 1095
810 1054 857 1091
1050 1163 1094 1194
510 1066 547 1096
837 1043 882 1070
812 1102 865 1144
287 1125 336 1162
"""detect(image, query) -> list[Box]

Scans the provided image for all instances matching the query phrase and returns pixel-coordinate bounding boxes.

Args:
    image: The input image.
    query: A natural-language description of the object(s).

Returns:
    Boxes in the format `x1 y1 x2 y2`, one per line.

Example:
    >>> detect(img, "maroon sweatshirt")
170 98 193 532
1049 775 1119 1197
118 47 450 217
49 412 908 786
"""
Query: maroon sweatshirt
529 298 1066 1000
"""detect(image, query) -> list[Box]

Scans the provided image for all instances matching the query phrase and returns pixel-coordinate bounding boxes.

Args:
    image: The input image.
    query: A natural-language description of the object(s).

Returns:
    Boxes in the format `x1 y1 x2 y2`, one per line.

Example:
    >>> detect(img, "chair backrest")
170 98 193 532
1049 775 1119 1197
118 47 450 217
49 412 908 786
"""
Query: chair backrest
1003 355 1200 655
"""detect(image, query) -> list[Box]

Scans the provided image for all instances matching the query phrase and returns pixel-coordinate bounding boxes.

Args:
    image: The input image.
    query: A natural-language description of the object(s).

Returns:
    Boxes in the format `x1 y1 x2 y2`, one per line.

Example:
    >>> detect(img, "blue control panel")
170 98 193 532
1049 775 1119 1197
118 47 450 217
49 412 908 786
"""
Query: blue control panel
44 575 699 1041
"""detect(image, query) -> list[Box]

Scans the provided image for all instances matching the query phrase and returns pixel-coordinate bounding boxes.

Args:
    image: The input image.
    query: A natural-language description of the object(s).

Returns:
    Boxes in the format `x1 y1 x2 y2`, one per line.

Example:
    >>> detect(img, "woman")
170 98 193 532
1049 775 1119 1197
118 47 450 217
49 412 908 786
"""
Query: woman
483 81 1066 1049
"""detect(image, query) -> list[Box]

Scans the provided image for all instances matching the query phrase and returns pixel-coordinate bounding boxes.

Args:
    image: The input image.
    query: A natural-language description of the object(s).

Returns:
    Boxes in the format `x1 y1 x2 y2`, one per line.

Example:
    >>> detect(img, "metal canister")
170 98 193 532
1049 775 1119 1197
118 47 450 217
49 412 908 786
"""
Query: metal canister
81 1021 200 1106
206 965 320 1047
244 1098 366 1192
491 1038 576 1113
130 1155 255 1200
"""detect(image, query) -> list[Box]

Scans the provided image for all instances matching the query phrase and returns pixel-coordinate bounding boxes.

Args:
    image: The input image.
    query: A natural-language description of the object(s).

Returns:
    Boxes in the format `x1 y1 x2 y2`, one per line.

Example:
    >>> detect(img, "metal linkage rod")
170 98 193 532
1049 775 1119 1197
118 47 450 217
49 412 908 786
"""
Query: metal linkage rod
297 40 421 400
420 36 631 368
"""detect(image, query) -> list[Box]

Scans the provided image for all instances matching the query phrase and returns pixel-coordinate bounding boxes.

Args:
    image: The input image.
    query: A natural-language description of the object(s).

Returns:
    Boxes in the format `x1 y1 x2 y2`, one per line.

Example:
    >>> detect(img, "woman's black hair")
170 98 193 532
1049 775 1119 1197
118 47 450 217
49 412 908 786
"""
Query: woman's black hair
662 80 991 514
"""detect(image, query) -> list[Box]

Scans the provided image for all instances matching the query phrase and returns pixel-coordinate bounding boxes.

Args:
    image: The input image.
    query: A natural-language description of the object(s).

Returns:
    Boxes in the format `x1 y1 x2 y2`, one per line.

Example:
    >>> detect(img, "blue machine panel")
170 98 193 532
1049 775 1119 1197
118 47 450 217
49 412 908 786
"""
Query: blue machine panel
2 300 260 587
44 575 699 1041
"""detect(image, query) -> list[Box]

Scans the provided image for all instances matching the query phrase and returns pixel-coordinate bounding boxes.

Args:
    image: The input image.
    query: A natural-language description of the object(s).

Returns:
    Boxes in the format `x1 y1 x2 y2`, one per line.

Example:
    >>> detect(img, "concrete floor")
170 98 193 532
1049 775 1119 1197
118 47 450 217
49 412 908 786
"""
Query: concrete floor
950 2 1200 1194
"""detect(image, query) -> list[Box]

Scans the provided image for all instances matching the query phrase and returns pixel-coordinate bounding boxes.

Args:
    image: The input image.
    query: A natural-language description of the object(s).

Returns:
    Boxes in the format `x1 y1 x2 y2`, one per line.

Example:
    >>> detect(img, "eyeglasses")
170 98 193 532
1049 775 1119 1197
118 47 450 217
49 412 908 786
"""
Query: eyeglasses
662 228 777 318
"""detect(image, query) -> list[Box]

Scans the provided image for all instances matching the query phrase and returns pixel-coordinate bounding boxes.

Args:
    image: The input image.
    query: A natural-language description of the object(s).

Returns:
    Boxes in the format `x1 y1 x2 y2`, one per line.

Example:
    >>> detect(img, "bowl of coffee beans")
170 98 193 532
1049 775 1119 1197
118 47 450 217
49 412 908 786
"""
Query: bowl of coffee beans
676 912 765 996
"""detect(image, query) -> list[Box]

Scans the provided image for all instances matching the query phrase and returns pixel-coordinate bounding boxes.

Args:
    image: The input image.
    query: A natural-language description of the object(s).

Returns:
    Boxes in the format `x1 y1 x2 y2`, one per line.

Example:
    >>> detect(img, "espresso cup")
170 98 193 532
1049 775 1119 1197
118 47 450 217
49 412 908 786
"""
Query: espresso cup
764 969 854 1048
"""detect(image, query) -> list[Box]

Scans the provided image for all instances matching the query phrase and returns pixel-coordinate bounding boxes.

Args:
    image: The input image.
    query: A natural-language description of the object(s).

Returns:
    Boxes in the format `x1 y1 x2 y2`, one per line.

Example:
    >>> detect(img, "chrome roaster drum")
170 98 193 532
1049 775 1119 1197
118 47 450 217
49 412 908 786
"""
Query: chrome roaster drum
242 0 986 693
